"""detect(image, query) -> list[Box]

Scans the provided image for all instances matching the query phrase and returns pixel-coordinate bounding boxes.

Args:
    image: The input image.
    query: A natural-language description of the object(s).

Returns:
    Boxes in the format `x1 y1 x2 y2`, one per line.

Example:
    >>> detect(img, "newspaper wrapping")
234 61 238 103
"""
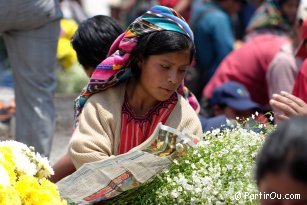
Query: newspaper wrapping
57 123 199 204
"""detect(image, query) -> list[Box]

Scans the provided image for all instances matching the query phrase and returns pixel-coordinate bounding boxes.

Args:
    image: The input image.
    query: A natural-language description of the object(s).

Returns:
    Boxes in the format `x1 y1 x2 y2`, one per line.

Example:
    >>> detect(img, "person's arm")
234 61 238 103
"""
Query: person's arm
270 91 307 122
49 153 76 183
266 47 297 99
69 96 114 169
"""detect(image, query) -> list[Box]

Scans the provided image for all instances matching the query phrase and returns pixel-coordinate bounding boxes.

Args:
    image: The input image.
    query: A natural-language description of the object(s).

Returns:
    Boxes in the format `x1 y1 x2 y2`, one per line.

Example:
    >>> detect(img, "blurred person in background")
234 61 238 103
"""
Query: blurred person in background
200 81 264 131
256 116 307 204
50 15 124 182
246 0 300 39
0 0 62 157
158 0 192 21
270 91 307 122
71 15 124 77
291 19 307 102
80 0 112 17
60 0 88 24
270 19 307 122
120 0 156 26
189 0 244 100
203 28 301 115
234 0 264 40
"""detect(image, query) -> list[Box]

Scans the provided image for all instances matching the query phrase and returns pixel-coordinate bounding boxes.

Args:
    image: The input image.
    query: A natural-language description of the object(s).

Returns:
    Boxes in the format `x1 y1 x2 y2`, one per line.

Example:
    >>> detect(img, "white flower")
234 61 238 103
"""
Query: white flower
0 140 54 178
226 164 233 170
184 184 193 191
269 115 274 121
35 153 54 178
167 177 172 182
0 165 10 187
211 129 220 136
171 190 179 198
237 164 243 171
14 154 37 176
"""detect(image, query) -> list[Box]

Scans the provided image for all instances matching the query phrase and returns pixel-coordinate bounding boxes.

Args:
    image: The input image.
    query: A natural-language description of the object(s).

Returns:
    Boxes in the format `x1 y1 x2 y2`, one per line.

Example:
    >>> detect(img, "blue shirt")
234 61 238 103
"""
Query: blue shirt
190 0 234 81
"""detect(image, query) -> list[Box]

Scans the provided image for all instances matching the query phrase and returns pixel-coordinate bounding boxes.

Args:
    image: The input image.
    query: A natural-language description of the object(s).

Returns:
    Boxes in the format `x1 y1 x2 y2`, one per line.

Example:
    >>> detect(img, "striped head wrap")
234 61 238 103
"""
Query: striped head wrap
246 0 292 34
73 5 196 128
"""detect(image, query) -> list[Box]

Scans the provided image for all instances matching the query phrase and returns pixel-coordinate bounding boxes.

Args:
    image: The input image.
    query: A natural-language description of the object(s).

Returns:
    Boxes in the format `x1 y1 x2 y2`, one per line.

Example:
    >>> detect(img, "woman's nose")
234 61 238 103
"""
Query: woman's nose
168 71 178 84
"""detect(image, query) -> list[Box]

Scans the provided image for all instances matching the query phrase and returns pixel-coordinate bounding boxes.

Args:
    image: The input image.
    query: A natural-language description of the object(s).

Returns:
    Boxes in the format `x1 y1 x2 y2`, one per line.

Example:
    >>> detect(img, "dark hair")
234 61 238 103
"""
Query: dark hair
128 31 195 77
71 15 124 68
256 116 307 185
274 0 296 8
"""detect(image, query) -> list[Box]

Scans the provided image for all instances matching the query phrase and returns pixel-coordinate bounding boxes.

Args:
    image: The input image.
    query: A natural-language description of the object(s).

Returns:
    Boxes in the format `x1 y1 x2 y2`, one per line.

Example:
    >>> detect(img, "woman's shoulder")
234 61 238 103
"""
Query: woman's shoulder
87 82 126 104
176 93 199 113
83 82 126 117
166 93 202 135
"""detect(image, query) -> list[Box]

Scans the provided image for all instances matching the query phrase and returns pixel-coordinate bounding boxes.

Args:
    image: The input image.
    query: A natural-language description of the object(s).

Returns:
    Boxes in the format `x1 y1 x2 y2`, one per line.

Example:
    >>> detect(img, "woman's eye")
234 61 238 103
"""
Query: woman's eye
160 64 170 69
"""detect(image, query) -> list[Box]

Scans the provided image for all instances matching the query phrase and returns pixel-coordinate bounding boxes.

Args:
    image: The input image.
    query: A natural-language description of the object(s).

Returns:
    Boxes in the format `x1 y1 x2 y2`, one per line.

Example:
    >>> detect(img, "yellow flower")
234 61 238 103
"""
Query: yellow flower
0 185 21 205
0 147 16 184
57 18 78 70
60 19 78 39
15 176 67 205
0 141 67 205
57 38 77 70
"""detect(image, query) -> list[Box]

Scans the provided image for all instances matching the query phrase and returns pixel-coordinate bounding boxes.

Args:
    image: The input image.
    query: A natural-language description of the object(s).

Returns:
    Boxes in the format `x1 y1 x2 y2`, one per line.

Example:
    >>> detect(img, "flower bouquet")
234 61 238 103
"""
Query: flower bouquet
57 19 78 70
105 121 271 204
0 140 66 205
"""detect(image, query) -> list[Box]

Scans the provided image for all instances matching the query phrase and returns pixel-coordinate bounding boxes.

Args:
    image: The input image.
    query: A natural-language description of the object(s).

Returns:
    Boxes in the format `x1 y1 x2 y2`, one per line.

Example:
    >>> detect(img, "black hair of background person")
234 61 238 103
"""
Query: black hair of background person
71 15 124 68
129 30 195 79
256 116 307 185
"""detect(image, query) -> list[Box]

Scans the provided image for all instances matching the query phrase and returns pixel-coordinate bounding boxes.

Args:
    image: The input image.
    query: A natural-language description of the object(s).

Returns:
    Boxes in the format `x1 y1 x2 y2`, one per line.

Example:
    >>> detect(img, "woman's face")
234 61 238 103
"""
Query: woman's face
258 172 307 205
137 49 191 102
280 0 300 25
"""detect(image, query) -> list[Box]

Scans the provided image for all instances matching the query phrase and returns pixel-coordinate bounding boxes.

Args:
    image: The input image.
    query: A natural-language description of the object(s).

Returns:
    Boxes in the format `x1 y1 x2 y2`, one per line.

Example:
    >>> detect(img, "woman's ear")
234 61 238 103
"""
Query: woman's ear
137 56 144 69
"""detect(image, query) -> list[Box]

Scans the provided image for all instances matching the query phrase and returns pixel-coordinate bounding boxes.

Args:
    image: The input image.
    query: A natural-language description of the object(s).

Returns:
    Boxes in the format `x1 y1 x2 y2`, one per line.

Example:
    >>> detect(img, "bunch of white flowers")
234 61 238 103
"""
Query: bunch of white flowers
152 126 266 205
104 117 275 205
109 122 269 205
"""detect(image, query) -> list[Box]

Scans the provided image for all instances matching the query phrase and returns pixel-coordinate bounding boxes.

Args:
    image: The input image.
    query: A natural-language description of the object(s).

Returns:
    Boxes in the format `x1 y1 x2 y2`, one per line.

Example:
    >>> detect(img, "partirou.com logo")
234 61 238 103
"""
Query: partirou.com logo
234 192 301 201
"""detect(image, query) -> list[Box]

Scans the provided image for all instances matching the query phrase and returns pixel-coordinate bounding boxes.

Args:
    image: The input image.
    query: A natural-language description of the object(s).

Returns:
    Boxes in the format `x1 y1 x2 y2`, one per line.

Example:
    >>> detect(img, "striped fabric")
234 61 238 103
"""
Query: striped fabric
247 1 291 34
73 5 196 128
119 93 178 154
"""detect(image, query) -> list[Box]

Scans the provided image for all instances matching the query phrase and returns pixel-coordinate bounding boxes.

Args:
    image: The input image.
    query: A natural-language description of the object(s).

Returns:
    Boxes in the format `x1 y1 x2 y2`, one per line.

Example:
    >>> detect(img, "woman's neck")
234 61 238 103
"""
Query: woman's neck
126 79 158 115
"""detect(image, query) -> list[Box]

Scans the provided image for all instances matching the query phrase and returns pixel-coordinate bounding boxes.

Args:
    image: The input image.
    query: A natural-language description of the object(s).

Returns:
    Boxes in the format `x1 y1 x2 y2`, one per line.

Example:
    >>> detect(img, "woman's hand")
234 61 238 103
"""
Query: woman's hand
270 91 307 122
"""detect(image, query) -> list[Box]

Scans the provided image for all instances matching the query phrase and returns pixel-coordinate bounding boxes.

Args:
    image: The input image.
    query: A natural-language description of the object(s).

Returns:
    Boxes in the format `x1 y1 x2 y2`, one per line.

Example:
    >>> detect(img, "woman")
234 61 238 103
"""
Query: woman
68 5 202 169
256 116 307 204
246 0 300 39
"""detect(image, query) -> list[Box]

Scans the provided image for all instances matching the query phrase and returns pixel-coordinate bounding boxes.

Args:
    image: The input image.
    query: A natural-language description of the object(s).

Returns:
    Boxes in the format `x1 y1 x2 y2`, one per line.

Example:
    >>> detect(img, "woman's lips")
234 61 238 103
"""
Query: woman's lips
161 87 174 94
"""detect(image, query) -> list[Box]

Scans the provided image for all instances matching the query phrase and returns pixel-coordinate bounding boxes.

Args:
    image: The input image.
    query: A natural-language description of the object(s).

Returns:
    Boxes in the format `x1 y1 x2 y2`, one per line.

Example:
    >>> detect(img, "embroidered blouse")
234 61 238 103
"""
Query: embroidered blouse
119 92 178 154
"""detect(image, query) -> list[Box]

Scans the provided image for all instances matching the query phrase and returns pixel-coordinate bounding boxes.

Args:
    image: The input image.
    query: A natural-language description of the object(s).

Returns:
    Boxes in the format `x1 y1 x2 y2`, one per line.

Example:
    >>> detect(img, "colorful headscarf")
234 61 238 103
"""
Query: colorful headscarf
246 0 292 34
73 5 197 128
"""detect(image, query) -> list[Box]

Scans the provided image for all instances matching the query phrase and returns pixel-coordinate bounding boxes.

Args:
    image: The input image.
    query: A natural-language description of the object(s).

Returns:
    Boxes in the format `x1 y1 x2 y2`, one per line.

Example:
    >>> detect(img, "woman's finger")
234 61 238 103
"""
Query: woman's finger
275 113 289 122
280 91 306 108
270 97 297 116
